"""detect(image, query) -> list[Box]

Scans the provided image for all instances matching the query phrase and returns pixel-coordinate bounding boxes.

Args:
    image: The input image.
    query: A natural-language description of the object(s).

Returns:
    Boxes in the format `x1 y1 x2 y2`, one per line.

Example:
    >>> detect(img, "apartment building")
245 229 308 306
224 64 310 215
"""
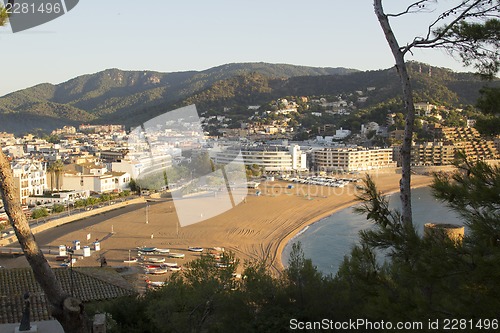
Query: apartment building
112 154 173 179
393 142 456 166
11 159 47 205
312 147 396 172
214 144 307 172
393 125 498 166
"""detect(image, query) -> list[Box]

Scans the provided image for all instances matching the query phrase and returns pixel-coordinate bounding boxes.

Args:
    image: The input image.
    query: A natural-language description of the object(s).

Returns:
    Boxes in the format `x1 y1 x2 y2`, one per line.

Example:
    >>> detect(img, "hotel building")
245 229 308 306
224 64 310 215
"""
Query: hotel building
214 144 307 172
312 147 396 172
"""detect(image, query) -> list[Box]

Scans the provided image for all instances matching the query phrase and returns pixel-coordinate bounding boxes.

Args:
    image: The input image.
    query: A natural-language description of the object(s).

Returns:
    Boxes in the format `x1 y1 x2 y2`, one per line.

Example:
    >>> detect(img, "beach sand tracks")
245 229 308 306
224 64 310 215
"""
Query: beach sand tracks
226 227 258 238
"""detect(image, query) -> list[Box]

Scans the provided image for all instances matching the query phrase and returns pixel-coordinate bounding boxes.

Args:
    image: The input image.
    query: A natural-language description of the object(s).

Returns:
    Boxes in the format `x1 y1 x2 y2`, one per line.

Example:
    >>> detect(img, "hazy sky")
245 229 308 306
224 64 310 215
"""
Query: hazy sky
0 0 473 96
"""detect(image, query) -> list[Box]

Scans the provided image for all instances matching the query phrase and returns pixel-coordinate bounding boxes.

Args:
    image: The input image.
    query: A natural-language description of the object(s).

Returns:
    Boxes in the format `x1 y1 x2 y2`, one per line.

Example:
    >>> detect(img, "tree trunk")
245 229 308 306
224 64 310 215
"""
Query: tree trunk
0 150 89 333
374 0 415 225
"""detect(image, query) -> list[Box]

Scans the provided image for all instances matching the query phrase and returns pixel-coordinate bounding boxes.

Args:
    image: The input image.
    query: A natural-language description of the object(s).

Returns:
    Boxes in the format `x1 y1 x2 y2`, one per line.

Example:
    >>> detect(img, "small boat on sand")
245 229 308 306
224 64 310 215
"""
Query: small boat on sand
150 267 169 275
164 262 178 267
168 266 182 272
137 247 157 253
156 248 170 254
168 253 185 259
123 258 138 263
148 257 165 263
147 281 165 288
188 247 203 252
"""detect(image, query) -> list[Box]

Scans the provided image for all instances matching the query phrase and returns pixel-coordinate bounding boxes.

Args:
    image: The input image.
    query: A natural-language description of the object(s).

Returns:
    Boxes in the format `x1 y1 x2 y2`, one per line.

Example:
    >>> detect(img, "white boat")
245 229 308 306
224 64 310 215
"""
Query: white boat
188 247 203 252
150 268 169 275
147 281 165 288
148 257 165 263
163 262 178 267
168 266 182 272
123 258 138 263
137 247 157 253
156 248 170 254
168 253 185 259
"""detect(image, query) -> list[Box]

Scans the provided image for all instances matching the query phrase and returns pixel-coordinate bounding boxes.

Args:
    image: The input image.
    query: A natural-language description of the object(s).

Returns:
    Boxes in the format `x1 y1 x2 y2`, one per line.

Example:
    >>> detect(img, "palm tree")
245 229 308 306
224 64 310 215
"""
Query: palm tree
47 159 64 191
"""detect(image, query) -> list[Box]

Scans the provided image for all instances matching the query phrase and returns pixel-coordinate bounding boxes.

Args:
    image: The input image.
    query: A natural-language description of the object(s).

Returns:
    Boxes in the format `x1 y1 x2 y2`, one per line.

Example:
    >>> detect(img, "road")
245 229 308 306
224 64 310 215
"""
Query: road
0 201 152 268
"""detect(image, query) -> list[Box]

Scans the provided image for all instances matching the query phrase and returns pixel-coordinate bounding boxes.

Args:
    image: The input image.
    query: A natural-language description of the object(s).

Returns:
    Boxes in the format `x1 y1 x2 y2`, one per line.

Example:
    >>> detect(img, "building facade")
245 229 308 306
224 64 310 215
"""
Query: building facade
312 147 396 172
396 125 499 166
62 171 130 193
214 144 307 172
112 154 173 179
11 159 47 205
393 142 456 166
27 190 90 206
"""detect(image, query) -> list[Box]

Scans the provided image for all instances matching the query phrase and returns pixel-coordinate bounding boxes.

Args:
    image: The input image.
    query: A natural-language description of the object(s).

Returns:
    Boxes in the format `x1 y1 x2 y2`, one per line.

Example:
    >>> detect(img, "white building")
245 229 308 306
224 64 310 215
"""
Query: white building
333 128 352 140
60 163 130 193
312 147 396 172
112 153 173 179
11 159 47 205
414 102 437 116
62 171 131 193
214 144 307 172
361 122 380 135
27 190 90 206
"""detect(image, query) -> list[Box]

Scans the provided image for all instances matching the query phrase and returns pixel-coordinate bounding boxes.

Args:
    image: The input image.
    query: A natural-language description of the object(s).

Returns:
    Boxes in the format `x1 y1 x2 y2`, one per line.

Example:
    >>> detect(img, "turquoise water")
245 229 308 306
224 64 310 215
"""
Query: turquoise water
282 187 463 276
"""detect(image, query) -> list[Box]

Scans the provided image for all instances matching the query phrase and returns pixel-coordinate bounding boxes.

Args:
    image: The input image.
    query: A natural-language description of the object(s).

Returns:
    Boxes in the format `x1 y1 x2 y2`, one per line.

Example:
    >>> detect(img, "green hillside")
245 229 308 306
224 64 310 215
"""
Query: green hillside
0 62 496 134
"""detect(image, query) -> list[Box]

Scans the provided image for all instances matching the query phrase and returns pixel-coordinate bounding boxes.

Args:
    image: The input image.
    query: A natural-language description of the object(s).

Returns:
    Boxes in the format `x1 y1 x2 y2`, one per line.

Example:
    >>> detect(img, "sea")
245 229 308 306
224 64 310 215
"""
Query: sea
282 187 463 276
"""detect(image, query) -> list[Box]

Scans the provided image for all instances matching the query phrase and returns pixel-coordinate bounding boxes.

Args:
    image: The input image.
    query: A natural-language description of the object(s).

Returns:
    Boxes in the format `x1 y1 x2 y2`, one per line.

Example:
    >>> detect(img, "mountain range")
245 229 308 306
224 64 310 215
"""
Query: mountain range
0 62 496 134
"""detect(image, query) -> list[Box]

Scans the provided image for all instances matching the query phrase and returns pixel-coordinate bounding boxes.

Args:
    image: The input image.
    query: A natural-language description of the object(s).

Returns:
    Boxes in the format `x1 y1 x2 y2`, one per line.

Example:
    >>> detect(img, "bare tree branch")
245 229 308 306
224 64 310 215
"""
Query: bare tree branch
403 0 484 54
386 0 434 18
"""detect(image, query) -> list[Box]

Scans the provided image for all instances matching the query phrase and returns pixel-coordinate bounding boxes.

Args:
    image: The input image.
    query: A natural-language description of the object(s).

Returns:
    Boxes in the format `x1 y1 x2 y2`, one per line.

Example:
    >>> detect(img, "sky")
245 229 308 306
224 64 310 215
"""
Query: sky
0 0 474 97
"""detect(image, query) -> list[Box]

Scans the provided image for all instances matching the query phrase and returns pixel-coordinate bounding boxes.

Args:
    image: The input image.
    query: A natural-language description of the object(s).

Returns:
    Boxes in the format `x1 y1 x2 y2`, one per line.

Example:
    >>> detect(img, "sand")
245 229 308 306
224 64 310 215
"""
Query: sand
1 172 433 276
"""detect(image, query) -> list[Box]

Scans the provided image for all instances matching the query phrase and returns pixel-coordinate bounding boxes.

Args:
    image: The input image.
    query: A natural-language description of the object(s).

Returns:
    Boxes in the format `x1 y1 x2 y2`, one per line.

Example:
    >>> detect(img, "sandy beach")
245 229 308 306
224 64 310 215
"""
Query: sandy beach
1 172 433 275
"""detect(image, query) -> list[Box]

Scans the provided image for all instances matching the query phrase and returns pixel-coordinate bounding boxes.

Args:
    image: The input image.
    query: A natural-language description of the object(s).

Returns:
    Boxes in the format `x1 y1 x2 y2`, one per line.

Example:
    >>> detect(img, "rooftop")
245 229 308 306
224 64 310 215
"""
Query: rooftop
0 267 136 324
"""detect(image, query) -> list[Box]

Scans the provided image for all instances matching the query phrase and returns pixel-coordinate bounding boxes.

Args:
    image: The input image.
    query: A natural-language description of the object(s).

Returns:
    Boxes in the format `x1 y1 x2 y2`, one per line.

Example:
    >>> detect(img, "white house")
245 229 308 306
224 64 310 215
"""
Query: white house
11 159 47 205
333 128 352 140
62 171 130 193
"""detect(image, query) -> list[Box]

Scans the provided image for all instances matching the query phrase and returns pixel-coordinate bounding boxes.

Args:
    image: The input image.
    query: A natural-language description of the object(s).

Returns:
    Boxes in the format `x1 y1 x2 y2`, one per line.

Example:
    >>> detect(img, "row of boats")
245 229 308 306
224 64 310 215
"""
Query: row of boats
287 176 360 187
136 246 204 256
142 247 233 289
129 246 219 275
144 262 182 274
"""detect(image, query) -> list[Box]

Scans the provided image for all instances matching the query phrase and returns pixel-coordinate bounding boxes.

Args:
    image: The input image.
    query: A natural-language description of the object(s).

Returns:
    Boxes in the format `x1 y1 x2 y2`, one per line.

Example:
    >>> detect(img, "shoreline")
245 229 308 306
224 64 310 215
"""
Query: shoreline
273 179 434 271
0 173 434 280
